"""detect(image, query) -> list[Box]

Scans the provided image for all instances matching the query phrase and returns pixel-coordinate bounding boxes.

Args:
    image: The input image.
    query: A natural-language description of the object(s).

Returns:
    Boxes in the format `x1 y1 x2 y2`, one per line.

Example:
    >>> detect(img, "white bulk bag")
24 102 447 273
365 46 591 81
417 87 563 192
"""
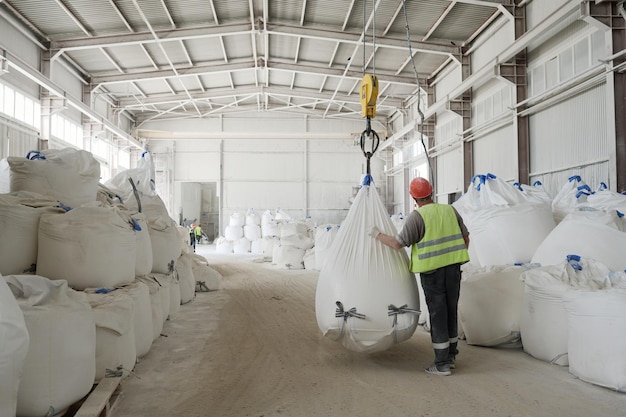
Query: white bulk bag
0 275 29 417
564 286 626 392
131 212 153 276
314 224 340 271
169 273 181 318
453 174 555 266
273 244 305 269
225 225 244 240
261 220 281 238
280 222 309 238
215 237 234 254
229 212 245 227
6 275 96 417
250 238 263 254
37 205 136 290
244 224 262 241
105 151 156 202
551 175 590 223
520 257 611 366
191 258 223 291
532 209 626 271
116 281 153 358
315 184 420 353
245 208 261 226
459 264 530 347
147 215 181 274
135 275 164 341
85 290 137 382
261 236 280 260
280 232 315 250
7 148 100 208
303 248 316 270
233 238 251 254
0 194 64 275
150 273 172 321
175 254 196 304
261 209 274 225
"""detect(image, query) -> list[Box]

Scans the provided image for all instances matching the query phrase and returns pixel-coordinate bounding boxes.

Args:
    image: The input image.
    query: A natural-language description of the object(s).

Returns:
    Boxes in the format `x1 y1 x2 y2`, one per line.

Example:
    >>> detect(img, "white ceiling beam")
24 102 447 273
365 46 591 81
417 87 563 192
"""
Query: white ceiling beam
50 22 458 57
92 59 421 86
422 1 456 41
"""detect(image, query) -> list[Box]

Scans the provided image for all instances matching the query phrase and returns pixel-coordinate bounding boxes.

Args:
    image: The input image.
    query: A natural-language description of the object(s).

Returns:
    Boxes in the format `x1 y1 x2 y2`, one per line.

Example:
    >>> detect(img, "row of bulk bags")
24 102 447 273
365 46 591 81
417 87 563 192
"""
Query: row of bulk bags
0 192 65 275
5 275 96 417
3 148 100 209
453 173 556 266
316 183 420 353
519 256 611 366
0 275 29 417
189 253 223 290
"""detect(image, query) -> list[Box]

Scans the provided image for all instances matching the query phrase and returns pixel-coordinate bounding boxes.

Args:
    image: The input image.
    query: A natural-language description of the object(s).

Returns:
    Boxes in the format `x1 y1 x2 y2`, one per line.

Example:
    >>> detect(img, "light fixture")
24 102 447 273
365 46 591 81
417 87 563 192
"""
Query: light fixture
0 58 8 75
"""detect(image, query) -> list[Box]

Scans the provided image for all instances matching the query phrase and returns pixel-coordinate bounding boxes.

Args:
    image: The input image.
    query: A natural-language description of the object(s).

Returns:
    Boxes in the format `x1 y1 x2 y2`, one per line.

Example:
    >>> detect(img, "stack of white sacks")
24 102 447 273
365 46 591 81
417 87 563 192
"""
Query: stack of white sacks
451 173 626 392
0 148 222 417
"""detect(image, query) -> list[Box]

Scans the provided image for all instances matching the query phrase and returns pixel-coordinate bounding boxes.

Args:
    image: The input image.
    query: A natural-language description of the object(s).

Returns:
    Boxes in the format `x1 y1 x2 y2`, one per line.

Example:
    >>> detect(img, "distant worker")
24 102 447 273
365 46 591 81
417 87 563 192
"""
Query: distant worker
189 223 196 251
194 223 203 245
370 177 470 376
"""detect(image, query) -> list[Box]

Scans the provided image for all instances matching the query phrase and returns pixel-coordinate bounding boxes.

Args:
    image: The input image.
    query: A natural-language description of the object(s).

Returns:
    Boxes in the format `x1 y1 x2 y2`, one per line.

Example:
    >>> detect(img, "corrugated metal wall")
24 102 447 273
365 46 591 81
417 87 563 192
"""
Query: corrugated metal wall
529 82 609 195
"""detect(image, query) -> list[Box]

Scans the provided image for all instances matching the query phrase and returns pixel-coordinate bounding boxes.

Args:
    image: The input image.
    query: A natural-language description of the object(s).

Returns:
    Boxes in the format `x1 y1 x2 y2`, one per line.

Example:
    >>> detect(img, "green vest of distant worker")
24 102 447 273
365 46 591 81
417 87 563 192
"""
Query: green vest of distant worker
194 225 202 237
410 204 469 273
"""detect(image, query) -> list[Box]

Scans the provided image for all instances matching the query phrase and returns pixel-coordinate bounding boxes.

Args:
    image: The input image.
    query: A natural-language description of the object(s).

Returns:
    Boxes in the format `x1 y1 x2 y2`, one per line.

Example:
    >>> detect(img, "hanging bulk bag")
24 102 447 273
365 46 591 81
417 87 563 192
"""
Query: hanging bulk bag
315 184 419 353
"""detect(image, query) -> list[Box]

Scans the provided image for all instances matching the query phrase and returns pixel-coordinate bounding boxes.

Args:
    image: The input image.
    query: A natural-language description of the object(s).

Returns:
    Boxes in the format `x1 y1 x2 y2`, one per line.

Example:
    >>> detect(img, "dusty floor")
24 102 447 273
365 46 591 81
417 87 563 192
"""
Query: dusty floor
112 245 626 417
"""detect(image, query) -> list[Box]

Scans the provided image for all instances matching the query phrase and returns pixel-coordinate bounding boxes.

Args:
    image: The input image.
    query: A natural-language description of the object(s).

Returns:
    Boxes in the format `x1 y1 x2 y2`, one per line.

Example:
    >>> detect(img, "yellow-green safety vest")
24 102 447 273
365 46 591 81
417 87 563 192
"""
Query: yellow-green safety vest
410 204 469 273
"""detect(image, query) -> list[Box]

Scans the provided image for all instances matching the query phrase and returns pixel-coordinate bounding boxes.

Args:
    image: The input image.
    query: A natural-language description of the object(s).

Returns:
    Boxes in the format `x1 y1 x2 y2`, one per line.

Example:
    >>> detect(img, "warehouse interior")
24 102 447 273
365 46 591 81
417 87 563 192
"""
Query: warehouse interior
1 0 626 416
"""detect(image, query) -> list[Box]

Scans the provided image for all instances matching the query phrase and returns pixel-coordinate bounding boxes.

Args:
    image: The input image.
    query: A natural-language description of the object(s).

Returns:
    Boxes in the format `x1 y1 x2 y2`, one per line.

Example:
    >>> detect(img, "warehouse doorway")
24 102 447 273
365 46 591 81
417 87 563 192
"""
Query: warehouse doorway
180 182 219 243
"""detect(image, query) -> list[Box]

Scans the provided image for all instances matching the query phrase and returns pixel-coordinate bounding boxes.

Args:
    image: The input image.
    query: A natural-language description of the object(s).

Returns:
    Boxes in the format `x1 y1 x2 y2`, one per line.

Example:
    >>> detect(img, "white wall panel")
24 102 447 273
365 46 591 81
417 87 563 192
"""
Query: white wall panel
0 16 40 97
434 66 462 102
529 82 609 191
471 18 514 71
50 63 83 103
435 146 464 197
223 152 303 181
175 151 220 181
473 123 517 181
526 0 572 29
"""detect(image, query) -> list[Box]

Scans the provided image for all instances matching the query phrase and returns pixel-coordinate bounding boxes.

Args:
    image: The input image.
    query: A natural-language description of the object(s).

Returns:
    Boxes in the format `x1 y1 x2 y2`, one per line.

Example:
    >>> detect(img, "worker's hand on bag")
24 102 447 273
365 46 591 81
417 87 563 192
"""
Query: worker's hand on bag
369 225 381 239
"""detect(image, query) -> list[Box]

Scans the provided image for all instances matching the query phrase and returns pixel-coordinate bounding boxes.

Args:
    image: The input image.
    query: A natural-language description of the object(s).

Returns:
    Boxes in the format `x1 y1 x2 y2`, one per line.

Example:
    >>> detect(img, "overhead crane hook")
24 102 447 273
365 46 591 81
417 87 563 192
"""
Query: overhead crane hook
359 74 380 186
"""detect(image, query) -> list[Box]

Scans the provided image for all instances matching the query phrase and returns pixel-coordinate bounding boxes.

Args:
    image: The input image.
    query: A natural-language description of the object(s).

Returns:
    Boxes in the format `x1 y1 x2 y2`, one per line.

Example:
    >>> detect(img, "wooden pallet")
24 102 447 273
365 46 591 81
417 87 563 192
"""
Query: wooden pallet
72 376 123 417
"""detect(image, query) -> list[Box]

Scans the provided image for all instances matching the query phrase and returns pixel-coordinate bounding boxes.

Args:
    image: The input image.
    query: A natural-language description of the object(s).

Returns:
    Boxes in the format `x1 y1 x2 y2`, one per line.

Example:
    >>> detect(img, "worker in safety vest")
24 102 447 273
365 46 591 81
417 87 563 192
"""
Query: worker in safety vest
194 223 203 245
370 177 470 376
189 224 196 251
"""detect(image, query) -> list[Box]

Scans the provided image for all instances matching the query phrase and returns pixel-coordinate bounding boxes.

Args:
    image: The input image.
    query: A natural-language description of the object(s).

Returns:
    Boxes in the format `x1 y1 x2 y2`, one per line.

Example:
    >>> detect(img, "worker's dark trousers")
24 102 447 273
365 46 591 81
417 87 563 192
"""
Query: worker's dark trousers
420 263 462 367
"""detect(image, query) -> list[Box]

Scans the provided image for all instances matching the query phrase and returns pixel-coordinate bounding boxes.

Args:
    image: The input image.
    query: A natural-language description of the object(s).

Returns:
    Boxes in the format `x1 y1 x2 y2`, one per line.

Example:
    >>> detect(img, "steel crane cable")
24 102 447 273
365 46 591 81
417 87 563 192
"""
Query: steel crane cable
401 0 433 183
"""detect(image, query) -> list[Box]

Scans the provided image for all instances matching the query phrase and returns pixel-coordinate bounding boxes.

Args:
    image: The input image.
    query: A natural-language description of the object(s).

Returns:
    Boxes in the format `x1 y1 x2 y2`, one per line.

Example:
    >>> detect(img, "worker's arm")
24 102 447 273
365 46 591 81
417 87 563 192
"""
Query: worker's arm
464 235 470 249
369 226 403 250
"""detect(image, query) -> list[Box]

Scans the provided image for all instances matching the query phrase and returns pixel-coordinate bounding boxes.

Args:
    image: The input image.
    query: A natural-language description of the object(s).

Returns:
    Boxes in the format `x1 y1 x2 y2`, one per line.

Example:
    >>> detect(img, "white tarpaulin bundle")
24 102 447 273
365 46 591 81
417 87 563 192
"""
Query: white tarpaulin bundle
459 263 534 347
85 289 137 382
7 148 100 209
0 275 29 417
6 275 96 417
315 184 419 353
37 204 137 290
563 272 626 392
519 256 611 366
453 173 556 266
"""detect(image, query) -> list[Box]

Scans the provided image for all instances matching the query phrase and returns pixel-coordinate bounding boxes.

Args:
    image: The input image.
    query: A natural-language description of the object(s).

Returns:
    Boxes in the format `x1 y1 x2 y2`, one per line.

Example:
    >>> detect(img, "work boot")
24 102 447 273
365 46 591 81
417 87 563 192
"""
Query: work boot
425 363 451 376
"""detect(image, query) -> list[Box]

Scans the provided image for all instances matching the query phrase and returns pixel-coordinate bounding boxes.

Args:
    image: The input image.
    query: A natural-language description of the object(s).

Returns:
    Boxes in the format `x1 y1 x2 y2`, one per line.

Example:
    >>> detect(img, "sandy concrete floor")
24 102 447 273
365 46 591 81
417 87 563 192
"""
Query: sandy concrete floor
112 245 626 417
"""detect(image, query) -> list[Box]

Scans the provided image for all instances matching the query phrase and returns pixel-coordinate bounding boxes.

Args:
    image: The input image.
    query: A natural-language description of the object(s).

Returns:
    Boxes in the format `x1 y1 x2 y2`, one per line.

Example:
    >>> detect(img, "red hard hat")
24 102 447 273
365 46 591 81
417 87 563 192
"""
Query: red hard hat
409 177 432 199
